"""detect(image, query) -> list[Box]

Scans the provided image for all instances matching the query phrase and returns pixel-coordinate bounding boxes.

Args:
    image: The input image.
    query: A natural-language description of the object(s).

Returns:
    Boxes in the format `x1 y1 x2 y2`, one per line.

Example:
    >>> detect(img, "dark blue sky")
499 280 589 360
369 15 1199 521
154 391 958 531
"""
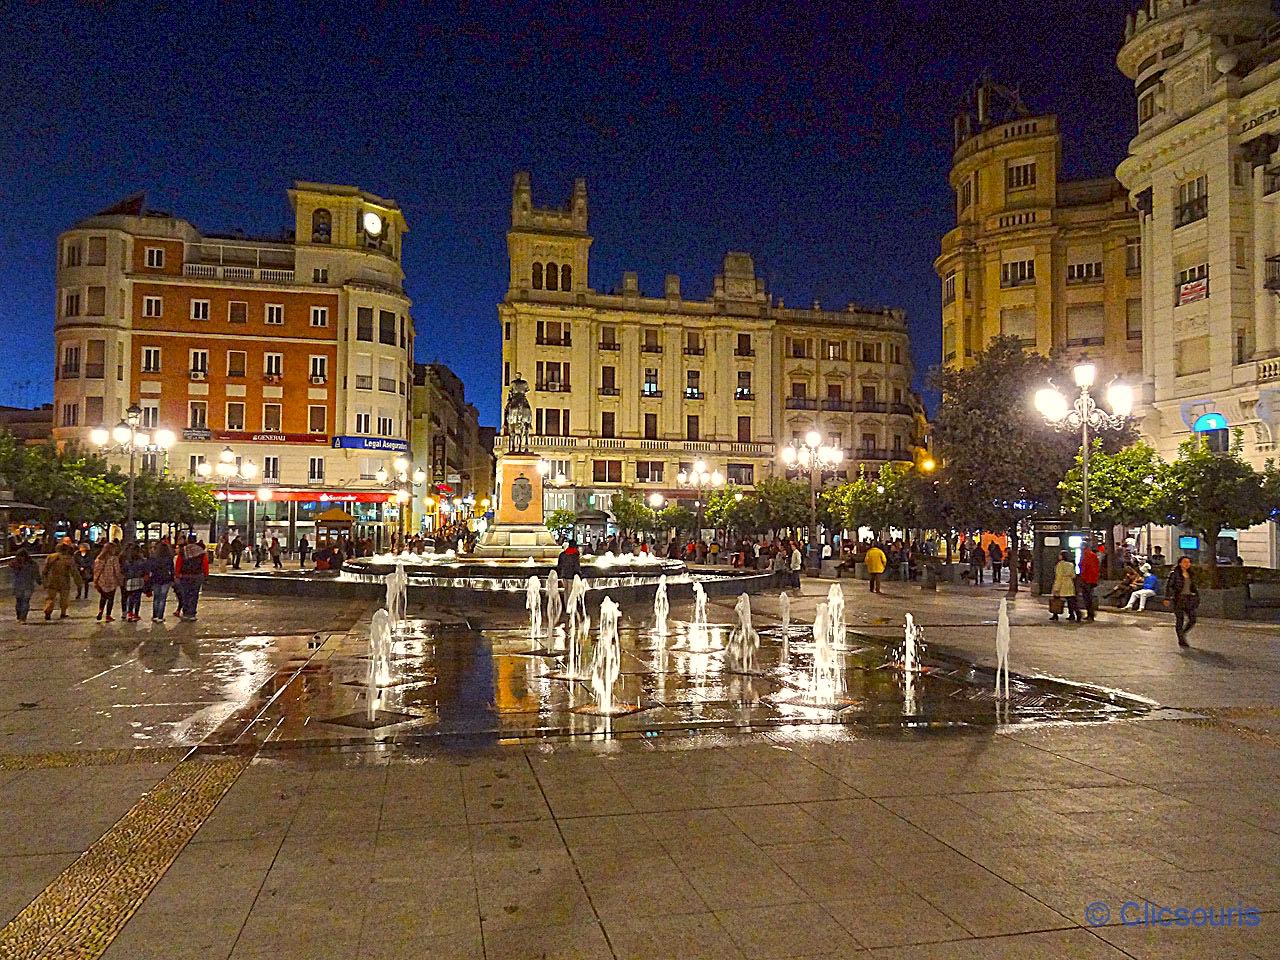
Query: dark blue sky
0 0 1135 424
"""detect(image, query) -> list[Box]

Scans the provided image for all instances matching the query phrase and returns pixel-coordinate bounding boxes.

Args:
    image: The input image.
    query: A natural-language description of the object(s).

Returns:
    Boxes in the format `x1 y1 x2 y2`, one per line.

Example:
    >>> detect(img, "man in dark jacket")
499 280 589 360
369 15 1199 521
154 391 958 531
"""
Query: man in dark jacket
1162 556 1199 647
174 537 209 621
556 541 582 581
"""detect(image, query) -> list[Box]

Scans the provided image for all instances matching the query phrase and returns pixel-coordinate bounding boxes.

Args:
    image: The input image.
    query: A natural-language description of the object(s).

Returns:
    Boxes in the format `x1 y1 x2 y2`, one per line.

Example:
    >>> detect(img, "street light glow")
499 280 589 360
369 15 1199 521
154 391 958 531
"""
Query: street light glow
240 460 259 480
154 428 176 449
375 467 390 484
90 427 110 447
1106 382 1134 417
804 429 822 449
218 445 236 464
111 421 132 445
1034 387 1069 422
648 492 665 508
1072 362 1097 388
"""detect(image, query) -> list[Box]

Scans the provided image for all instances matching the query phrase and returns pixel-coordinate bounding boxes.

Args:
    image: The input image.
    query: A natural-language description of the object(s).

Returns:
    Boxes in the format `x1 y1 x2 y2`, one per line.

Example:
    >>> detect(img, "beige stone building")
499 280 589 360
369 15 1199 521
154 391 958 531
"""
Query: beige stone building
937 78 1143 384
498 173 920 519
409 361 494 531
1117 0 1280 566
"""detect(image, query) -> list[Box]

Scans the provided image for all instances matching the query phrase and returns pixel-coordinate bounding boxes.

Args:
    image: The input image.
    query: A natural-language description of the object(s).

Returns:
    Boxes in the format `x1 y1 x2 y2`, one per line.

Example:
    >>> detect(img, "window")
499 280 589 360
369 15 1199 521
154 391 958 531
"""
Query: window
228 301 247 324
788 337 812 359
686 415 700 441
140 400 159 428
736 333 753 356
61 344 81 377
1139 91 1157 125
600 325 618 348
378 358 397 392
532 262 543 289
311 306 329 327
377 414 394 435
644 412 658 439
943 324 956 362
142 295 162 317
1066 261 1103 284
943 271 957 304
561 264 572 290
545 261 559 291
737 416 752 443
1006 160 1036 191
685 331 703 354
504 322 511 341
378 310 396 345
60 402 79 427
504 362 510 386
727 463 754 485
355 354 373 390
263 404 282 431
190 299 210 321
1234 235 1247 271
685 370 702 398
1126 299 1142 341
227 351 246 377
824 339 847 361
65 242 82 267
601 411 616 438
1066 305 1105 346
264 353 283 378
308 405 326 433
826 382 843 400
889 343 903 364
642 329 660 352
145 247 165 268
265 304 284 325
311 209 332 243
1125 237 1142 275
592 460 622 483
309 356 328 381
226 402 246 431
63 291 82 317
308 457 325 482
187 455 205 477
736 371 752 399
190 349 209 374
357 308 373 341
355 411 371 434
635 461 664 483
536 408 569 436
1000 259 1035 287
1176 263 1209 304
790 381 808 399
642 368 659 396
313 267 329 283
1175 175 1208 227
87 286 105 315
263 456 280 481
536 360 570 391
600 366 616 392
188 401 208 429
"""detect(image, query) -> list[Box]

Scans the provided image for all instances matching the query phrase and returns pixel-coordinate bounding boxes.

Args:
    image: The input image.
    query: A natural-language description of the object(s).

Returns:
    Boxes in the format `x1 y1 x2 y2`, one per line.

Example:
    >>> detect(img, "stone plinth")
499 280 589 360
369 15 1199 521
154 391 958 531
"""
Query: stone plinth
474 452 561 558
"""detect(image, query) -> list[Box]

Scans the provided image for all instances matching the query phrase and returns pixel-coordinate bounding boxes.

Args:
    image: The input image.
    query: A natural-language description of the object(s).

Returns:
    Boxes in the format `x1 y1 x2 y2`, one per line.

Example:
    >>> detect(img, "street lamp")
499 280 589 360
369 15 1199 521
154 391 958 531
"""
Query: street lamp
676 459 724 536
90 403 176 540
374 457 427 538
1035 361 1133 535
779 429 843 560
196 446 257 543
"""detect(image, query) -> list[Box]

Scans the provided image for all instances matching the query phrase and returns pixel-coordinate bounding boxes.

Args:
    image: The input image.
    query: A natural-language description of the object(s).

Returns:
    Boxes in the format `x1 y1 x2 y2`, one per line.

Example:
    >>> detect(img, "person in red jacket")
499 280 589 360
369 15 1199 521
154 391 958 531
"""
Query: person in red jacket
1079 545 1101 622
173 536 210 622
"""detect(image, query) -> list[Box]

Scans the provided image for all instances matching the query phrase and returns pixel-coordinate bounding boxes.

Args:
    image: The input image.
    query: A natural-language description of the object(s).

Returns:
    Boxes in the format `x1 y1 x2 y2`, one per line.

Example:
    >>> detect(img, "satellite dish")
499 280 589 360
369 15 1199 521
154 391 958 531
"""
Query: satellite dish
1216 51 1239 74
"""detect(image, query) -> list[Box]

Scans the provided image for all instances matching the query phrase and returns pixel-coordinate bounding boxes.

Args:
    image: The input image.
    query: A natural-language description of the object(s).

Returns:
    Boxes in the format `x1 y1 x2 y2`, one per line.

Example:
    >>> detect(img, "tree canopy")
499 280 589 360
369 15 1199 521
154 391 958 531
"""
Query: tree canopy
823 464 918 536
1059 440 1171 529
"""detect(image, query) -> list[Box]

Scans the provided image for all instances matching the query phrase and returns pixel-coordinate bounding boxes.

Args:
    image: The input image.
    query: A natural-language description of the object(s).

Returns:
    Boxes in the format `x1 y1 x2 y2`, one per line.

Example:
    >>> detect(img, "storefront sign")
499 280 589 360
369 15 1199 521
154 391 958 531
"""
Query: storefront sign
217 488 393 503
330 435 411 453
1178 279 1208 305
216 431 329 444
1242 107 1280 133
182 428 212 441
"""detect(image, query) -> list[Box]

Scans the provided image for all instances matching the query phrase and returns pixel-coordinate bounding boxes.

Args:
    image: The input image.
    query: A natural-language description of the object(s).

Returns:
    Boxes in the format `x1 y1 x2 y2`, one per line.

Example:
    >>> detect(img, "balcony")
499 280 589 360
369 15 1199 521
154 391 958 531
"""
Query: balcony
84 363 105 379
537 382 571 393
640 344 663 354
682 346 705 356
1259 357 1280 383
378 377 397 392
536 336 571 347
264 373 283 385
855 400 887 413
684 388 704 400
598 341 620 351
60 365 80 379
854 447 897 461
641 388 663 399
500 434 775 457
183 263 296 284
890 402 914 415
1066 336 1106 347
785 397 817 410
598 386 620 396
1266 256 1280 291
734 348 755 357
355 374 373 390
822 398 853 412
1000 275 1035 289
734 389 754 400
1174 196 1208 229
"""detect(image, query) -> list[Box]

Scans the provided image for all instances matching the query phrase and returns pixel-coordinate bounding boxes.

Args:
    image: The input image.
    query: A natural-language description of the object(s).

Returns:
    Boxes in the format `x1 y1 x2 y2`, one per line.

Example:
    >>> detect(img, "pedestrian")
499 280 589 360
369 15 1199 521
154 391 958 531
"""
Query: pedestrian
230 535 244 570
121 543 148 622
1162 556 1199 647
1123 564 1159 611
1150 545 1165 567
148 540 175 622
215 534 231 574
864 541 887 594
93 542 124 622
298 536 310 567
9 549 40 622
1050 549 1080 622
42 543 78 620
1079 545 1101 622
174 536 209 621
1018 545 1033 583
788 541 803 588
269 536 283 569
989 541 1003 584
74 542 94 599
971 541 986 585
556 539 582 580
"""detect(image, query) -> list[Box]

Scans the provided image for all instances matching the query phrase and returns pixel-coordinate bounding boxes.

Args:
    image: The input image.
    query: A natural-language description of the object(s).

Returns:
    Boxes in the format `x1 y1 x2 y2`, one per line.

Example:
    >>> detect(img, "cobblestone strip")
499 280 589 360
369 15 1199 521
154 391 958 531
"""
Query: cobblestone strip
0 754 249 960
1179 715 1280 749
0 747 189 771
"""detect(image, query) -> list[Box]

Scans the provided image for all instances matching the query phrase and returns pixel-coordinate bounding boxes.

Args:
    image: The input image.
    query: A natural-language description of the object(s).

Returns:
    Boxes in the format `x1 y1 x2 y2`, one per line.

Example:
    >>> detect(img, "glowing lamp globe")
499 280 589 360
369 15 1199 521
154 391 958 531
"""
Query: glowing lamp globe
1106 382 1134 418
111 422 132 445
1035 387 1069 422
90 427 110 447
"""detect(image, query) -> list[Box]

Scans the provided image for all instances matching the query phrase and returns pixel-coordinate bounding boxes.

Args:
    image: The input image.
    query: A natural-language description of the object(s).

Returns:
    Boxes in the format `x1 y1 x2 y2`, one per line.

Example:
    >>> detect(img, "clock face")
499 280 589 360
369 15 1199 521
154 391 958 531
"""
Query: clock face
362 211 383 237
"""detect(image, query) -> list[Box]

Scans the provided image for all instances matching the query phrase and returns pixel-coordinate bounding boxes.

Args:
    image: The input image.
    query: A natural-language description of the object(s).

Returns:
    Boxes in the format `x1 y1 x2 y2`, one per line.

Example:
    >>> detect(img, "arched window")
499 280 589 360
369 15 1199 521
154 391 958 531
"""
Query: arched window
311 209 332 244
545 261 559 291
532 262 543 289
561 264 572 291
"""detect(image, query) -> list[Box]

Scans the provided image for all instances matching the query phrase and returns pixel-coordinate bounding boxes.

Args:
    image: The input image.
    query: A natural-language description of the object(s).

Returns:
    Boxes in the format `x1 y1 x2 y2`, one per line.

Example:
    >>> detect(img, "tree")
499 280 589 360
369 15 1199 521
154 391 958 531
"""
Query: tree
1059 440 1171 573
608 491 651 536
752 477 811 534
929 336 1083 593
652 504 696 535
703 488 766 535
1165 432 1271 584
824 464 918 537
545 508 577 539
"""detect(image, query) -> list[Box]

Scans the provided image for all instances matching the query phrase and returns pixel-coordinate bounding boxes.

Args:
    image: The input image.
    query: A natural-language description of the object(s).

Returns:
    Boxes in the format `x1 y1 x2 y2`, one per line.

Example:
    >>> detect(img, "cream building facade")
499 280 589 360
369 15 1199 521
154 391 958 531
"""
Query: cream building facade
937 78 1144 383
498 173 920 518
409 361 495 531
1117 0 1280 566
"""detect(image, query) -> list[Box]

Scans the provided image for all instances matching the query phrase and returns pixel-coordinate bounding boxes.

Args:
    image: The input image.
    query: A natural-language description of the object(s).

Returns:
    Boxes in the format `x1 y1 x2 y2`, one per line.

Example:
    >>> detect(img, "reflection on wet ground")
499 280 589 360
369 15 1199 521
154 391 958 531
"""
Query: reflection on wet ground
205 614 1157 752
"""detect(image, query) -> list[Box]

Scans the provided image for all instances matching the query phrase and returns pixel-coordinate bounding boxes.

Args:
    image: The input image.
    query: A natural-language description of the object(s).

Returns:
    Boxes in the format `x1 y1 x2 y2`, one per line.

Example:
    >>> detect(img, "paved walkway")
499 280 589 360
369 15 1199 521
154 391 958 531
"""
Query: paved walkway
0 586 1275 959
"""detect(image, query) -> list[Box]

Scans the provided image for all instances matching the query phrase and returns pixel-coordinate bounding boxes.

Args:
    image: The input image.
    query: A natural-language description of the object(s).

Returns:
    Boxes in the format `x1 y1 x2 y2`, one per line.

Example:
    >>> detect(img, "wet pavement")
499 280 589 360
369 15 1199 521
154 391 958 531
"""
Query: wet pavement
0 581 1277 959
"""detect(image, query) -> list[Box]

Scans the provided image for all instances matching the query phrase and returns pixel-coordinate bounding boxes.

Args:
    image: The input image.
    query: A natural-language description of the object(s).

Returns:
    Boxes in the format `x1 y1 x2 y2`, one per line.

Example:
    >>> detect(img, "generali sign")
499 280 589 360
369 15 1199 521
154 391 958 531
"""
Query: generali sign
214 431 329 444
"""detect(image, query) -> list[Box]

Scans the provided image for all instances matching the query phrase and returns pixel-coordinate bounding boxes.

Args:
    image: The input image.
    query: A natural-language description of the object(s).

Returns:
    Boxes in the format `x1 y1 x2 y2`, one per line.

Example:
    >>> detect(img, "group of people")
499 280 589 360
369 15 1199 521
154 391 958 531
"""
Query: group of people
1050 546 1200 645
8 535 210 624
959 539 1033 585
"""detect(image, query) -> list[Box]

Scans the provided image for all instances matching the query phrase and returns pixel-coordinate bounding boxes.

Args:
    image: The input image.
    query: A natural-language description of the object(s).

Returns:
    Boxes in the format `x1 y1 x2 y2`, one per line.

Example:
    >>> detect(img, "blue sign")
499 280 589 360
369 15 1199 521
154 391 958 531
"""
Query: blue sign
1193 412 1228 432
330 435 410 453
1179 535 1200 549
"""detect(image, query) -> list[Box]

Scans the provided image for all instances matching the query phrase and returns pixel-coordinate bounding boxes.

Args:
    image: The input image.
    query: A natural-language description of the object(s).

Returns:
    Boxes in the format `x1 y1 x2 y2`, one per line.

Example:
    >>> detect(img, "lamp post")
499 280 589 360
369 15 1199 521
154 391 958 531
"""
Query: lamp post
1035 361 1133 537
90 404 176 541
375 456 427 540
676 459 724 537
779 429 843 560
197 446 258 544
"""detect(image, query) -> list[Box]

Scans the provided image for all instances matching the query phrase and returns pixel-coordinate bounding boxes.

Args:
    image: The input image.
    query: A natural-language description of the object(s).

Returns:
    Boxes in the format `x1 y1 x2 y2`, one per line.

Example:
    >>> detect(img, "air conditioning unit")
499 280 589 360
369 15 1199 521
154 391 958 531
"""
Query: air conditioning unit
264 373 282 384
190 370 207 381
310 375 327 385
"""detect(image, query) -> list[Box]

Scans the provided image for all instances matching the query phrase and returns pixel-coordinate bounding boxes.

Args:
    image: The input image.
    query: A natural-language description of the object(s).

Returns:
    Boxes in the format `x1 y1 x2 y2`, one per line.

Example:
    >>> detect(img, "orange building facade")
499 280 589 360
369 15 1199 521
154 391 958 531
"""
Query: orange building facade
52 183 417 547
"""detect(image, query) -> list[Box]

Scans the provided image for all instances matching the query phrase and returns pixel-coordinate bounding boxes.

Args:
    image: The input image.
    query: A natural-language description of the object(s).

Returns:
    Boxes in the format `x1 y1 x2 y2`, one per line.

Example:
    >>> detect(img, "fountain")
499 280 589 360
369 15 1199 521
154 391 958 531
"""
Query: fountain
653 574 669 633
995 598 1011 700
778 591 791 665
573 597 640 716
366 608 393 721
826 583 846 648
384 562 408 630
546 570 563 630
725 593 762 674
809 600 844 705
672 580 717 652
897 613 926 674
525 575 543 638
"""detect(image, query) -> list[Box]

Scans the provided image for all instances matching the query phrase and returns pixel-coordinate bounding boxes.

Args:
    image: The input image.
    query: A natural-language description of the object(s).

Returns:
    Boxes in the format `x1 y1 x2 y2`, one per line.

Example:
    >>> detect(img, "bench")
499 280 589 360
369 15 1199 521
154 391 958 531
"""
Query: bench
1246 581 1280 610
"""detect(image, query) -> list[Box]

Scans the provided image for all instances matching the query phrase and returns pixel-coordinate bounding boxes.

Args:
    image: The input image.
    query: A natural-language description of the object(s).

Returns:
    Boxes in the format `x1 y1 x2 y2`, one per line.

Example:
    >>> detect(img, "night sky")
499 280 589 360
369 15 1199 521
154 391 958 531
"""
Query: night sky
0 0 1136 424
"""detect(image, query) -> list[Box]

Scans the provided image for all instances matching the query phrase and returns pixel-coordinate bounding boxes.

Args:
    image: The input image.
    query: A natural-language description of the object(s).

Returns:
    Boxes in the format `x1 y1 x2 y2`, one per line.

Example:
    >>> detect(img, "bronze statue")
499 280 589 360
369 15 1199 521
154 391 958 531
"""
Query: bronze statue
503 373 533 453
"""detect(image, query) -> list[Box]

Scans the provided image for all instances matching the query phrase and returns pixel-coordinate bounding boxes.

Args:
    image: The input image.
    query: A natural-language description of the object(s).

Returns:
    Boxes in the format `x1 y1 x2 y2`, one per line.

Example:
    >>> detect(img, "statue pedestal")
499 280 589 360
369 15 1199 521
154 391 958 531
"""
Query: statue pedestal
473 453 561 559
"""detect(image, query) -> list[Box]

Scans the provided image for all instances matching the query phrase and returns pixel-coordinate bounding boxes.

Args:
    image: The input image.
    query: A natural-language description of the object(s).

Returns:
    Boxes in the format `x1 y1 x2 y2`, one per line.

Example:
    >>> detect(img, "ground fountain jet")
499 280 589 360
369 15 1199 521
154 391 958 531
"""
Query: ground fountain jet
777 591 791 668
384 562 408 632
545 570 563 648
826 582 847 649
809 599 844 706
653 574 669 634
575 597 637 716
525 575 543 639
367 608 393 722
672 580 716 653
995 598 1011 700
898 613 926 674
725 593 762 674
